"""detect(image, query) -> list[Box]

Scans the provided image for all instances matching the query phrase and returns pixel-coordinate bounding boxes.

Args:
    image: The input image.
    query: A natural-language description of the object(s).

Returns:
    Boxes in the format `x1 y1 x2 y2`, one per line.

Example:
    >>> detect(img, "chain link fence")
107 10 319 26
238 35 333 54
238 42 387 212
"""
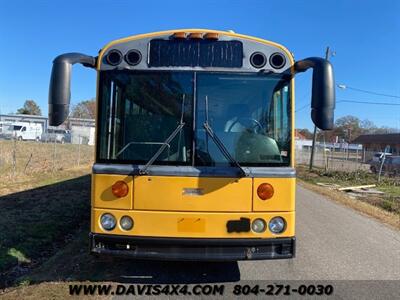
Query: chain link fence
296 145 399 178
0 122 94 189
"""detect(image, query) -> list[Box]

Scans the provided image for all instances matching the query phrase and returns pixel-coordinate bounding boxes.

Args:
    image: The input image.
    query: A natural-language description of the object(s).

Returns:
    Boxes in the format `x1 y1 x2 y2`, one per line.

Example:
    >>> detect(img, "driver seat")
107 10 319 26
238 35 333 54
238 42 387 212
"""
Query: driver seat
224 104 250 132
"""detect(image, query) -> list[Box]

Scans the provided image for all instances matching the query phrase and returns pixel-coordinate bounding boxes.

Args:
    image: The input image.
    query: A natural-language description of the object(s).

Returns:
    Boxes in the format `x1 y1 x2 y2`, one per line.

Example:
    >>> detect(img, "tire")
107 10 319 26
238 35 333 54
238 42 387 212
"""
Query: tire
60 138 65 144
36 137 40 142
370 166 376 174
17 136 23 141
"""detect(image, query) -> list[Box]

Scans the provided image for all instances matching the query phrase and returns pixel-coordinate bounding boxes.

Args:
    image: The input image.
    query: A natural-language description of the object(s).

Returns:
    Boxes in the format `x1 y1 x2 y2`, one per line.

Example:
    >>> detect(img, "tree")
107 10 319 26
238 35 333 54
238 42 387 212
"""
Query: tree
360 119 377 132
321 115 399 143
297 128 313 139
17 100 42 115
322 115 362 142
71 98 96 119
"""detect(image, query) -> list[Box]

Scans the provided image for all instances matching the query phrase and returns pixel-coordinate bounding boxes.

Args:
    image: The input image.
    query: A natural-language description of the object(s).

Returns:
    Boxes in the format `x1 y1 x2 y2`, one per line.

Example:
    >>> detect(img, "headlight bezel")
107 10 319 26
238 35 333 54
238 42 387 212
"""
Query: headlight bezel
100 213 116 231
251 218 267 233
119 215 134 231
268 216 286 234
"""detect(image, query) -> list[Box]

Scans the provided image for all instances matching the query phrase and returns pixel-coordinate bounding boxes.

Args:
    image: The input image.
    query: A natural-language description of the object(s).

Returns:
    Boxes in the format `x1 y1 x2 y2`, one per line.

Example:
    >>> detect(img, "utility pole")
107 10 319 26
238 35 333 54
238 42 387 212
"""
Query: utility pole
309 46 333 170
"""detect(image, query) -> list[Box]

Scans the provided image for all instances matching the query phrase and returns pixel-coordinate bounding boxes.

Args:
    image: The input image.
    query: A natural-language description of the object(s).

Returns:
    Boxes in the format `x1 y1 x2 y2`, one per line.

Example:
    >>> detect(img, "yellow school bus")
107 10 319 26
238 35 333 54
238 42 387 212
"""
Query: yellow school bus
48 29 335 260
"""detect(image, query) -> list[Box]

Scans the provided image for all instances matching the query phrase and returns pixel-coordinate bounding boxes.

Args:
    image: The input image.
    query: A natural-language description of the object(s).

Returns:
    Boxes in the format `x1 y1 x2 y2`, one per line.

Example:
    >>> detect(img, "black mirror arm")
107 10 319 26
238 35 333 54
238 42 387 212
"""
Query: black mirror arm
48 53 96 126
293 57 335 130
53 53 96 68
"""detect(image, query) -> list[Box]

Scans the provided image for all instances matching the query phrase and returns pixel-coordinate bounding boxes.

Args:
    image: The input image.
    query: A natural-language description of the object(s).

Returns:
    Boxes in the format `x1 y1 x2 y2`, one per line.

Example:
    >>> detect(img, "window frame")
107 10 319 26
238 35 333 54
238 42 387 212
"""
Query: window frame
96 70 195 166
95 70 293 167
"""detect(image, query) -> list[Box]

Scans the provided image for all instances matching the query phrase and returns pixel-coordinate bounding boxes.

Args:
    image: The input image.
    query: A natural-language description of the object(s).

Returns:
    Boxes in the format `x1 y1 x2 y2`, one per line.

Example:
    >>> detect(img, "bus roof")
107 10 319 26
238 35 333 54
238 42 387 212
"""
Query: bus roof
98 28 294 70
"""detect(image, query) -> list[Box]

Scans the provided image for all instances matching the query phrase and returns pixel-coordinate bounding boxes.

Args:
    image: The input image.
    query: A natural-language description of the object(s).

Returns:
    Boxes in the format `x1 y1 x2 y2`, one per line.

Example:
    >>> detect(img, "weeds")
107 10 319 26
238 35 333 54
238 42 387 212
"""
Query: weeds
297 165 400 216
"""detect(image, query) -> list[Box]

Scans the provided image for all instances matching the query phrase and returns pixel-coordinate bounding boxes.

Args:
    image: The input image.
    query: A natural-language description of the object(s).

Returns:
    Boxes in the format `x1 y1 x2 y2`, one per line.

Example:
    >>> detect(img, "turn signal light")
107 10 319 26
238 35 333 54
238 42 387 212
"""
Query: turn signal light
112 180 129 198
257 183 274 200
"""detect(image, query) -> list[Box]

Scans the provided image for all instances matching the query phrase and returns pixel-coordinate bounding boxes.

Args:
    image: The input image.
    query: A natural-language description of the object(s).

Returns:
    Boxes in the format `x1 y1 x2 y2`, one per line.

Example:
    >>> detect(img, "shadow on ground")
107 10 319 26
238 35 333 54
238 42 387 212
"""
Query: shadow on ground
29 231 241 284
0 175 240 290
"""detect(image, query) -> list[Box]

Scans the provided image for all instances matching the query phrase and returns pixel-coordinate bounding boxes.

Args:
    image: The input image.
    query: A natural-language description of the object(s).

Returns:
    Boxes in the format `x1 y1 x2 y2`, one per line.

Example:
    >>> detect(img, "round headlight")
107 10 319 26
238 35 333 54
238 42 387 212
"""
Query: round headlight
100 213 116 231
268 217 286 234
251 218 267 233
120 216 134 230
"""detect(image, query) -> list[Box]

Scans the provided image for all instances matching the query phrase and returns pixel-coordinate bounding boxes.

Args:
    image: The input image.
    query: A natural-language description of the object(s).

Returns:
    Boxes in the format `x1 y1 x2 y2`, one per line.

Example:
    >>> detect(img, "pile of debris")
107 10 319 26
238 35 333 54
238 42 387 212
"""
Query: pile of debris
316 183 384 198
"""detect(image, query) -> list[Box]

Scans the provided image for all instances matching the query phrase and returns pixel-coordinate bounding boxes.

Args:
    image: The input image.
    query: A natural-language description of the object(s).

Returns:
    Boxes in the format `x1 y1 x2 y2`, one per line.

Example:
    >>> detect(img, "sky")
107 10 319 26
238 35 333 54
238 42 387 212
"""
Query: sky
0 0 399 130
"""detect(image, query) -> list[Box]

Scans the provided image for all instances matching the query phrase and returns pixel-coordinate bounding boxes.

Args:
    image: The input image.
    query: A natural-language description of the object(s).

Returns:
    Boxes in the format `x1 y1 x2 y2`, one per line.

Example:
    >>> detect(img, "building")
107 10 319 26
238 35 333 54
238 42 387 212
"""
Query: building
294 129 313 150
0 113 95 145
69 117 96 145
352 133 400 161
0 114 47 132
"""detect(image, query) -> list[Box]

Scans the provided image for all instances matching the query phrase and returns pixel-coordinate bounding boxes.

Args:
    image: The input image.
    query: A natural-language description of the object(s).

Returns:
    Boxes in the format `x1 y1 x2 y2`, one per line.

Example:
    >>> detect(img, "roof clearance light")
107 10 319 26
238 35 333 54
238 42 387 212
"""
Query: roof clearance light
112 180 129 198
188 32 203 39
173 32 186 39
204 32 219 40
257 183 274 200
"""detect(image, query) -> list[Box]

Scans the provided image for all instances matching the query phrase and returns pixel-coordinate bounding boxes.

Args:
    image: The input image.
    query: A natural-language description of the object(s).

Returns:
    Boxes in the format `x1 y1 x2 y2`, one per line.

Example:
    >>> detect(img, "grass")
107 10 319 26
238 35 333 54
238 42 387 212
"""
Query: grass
297 165 400 229
0 140 94 288
0 140 93 195
0 175 91 288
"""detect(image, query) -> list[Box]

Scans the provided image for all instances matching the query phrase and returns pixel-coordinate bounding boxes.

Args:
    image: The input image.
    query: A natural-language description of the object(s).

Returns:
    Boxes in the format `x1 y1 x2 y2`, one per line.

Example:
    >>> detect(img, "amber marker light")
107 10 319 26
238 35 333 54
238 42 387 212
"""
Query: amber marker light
188 32 203 39
204 32 219 40
173 32 186 39
112 181 129 198
257 183 274 200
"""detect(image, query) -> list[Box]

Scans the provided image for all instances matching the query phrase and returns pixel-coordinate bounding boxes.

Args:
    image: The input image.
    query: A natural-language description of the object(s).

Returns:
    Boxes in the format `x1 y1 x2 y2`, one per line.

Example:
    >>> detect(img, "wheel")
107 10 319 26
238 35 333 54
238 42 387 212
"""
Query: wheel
370 166 376 173
36 137 40 142
17 136 23 141
60 138 65 144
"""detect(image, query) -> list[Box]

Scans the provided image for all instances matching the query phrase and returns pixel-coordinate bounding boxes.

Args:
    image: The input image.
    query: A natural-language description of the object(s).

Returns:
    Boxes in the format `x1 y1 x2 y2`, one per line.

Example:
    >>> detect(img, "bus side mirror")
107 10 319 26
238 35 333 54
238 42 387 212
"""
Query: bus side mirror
294 57 335 130
48 53 96 126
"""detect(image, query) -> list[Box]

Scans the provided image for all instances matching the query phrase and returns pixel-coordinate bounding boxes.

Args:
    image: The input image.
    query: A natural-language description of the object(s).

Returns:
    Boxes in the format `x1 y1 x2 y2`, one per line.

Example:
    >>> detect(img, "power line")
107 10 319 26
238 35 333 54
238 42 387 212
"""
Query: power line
337 99 400 106
337 85 400 99
295 103 310 112
296 98 400 112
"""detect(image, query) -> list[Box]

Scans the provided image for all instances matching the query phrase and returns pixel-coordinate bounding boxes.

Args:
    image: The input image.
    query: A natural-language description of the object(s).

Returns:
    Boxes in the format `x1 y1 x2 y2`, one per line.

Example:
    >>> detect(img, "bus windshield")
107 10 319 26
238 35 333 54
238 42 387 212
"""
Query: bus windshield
97 71 291 167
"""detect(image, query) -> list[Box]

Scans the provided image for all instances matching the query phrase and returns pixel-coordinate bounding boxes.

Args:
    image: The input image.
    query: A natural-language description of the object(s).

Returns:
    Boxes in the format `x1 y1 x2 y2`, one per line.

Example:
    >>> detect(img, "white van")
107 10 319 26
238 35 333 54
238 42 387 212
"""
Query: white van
6 123 43 141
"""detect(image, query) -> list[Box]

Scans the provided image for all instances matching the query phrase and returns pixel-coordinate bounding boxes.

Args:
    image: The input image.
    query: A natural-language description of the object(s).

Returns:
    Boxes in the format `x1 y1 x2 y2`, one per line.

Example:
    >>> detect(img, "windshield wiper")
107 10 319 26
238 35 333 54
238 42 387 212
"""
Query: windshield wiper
139 95 186 175
202 96 246 177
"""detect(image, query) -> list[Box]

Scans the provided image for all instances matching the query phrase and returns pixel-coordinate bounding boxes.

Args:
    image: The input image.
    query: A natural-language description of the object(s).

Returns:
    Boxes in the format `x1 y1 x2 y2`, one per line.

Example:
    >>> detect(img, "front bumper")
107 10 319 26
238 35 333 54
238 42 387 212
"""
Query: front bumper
90 233 295 261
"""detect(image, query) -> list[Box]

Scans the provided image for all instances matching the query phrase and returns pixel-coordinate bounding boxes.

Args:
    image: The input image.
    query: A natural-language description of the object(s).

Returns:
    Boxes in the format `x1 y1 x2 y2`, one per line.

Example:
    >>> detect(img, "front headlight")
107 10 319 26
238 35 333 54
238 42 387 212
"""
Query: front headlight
251 218 267 233
268 217 286 234
120 216 134 230
100 213 116 231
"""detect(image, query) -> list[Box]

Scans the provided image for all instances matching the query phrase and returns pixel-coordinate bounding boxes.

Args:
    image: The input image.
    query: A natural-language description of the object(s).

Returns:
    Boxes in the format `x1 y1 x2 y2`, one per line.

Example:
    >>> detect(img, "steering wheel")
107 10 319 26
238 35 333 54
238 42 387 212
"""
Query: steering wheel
228 118 263 133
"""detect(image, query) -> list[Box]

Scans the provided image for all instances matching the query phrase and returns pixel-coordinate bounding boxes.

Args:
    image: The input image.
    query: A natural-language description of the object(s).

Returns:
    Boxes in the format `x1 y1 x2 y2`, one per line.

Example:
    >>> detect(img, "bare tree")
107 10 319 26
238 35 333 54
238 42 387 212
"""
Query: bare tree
71 99 96 119
17 100 42 115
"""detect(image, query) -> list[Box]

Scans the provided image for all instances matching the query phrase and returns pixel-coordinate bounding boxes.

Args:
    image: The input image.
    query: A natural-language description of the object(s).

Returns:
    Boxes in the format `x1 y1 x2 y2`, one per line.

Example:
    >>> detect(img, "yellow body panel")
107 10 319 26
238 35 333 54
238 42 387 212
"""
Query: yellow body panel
92 174 133 209
91 30 297 244
92 208 295 238
133 176 252 212
253 178 296 212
